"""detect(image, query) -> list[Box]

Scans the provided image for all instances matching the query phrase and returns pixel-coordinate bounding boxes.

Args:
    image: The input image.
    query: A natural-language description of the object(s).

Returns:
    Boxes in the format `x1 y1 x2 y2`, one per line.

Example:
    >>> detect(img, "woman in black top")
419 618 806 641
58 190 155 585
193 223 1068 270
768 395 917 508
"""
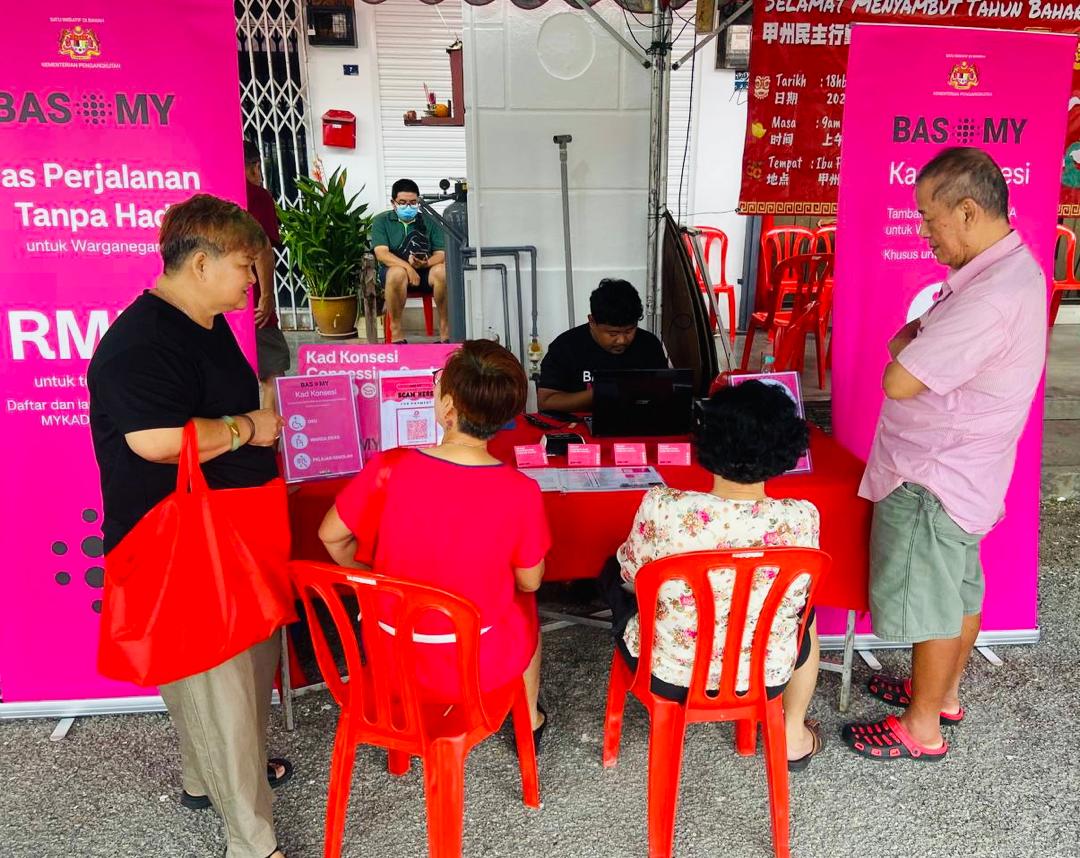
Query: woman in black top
88 194 288 858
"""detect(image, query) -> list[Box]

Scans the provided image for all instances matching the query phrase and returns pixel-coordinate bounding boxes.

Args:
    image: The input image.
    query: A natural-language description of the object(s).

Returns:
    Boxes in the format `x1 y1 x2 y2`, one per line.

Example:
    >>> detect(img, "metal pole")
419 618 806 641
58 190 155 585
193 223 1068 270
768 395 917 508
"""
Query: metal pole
644 4 673 333
554 135 576 328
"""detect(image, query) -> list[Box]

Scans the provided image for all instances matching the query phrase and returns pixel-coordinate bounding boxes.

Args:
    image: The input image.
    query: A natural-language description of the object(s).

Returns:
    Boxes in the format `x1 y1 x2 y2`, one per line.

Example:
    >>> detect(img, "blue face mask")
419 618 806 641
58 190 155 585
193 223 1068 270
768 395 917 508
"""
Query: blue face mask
396 204 418 221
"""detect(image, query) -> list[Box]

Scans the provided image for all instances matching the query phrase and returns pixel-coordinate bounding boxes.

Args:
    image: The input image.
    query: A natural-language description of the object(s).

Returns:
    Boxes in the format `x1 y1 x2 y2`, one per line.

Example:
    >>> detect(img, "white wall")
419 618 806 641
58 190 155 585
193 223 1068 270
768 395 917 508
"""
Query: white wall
462 2 652 354
689 60 751 323
304 4 384 212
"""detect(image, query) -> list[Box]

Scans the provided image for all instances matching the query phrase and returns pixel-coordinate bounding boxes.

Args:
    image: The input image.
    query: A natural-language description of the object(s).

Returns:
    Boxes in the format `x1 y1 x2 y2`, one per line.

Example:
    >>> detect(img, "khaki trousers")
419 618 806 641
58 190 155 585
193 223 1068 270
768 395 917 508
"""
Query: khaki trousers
159 634 280 858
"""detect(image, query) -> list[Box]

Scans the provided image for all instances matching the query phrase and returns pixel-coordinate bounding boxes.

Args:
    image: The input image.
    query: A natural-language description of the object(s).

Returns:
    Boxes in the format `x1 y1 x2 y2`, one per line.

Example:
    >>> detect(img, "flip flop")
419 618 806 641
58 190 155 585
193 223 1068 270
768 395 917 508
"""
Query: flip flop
867 674 965 725
842 714 948 762
787 719 823 772
180 758 293 810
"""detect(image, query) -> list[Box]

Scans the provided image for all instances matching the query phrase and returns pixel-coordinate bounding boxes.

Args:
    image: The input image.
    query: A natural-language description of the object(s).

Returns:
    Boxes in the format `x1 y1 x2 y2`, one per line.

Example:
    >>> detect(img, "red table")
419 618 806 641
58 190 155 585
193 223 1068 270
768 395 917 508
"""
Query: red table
290 419 870 613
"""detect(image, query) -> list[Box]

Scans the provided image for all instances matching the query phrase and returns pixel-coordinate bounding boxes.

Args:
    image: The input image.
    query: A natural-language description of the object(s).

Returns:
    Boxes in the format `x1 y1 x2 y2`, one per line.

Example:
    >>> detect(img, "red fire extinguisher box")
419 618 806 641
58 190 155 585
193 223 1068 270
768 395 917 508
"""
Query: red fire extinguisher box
321 110 356 148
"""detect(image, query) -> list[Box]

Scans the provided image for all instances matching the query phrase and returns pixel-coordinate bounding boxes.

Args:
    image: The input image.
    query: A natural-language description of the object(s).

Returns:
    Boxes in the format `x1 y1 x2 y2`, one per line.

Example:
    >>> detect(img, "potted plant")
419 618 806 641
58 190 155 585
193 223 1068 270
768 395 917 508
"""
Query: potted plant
278 167 373 337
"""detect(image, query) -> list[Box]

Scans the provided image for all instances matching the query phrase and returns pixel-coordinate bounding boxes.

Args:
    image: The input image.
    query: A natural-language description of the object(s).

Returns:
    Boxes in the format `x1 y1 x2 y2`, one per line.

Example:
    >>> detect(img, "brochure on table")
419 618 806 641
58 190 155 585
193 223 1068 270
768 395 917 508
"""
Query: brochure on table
730 371 812 475
275 373 363 483
379 368 444 450
520 467 666 493
296 343 457 454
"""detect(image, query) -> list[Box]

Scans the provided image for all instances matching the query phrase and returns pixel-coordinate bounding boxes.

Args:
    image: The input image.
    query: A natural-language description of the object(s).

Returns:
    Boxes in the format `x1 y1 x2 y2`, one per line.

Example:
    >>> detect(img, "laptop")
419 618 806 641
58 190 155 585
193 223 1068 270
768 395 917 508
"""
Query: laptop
590 368 695 437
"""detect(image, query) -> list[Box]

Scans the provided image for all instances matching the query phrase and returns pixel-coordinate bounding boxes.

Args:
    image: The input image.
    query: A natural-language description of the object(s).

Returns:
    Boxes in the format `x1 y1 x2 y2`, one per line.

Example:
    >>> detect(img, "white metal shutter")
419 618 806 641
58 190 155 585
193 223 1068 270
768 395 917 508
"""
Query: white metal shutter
667 22 698 221
375 0 467 199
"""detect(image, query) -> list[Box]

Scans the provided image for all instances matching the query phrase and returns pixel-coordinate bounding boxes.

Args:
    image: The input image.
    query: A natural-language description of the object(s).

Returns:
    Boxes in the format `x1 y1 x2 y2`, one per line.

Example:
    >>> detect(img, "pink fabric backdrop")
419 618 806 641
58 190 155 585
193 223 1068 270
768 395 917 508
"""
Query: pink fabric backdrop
832 24 1076 636
0 1 250 703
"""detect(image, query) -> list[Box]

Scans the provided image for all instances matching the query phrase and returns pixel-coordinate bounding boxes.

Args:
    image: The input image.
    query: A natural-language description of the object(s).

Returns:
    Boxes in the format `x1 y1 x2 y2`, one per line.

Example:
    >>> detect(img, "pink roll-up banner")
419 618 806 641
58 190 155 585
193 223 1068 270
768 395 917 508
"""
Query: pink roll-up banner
832 24 1076 641
0 2 251 710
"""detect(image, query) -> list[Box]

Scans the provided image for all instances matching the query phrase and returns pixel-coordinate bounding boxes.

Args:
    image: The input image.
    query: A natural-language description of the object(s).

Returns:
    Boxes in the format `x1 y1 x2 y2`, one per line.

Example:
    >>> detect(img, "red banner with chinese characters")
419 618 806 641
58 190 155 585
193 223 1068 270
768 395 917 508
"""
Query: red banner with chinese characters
739 1 1080 216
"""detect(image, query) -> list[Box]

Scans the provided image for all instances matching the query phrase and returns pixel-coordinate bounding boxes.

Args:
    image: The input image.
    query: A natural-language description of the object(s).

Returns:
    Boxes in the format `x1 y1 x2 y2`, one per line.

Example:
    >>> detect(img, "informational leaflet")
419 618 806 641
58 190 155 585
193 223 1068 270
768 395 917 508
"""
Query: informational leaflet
520 467 666 493
378 368 443 450
730 371 812 475
275 374 363 483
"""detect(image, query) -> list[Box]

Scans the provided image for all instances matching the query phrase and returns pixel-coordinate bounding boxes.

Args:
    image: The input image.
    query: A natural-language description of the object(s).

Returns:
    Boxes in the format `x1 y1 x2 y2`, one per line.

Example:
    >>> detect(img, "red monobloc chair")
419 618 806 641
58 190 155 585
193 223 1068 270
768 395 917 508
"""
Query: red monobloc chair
757 226 815 312
813 224 836 255
292 561 540 858
741 253 833 373
1051 223 1080 327
602 548 830 858
684 226 738 347
384 290 435 342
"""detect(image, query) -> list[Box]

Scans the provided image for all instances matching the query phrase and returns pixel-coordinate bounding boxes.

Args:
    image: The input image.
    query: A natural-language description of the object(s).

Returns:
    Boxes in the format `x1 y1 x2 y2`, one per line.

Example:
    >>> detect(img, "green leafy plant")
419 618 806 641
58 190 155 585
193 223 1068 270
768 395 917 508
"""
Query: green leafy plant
277 167 373 299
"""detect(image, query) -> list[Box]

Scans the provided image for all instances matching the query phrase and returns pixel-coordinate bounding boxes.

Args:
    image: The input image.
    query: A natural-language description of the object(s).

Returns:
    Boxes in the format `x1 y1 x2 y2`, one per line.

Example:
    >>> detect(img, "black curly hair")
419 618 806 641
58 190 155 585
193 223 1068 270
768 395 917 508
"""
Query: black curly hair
695 380 809 484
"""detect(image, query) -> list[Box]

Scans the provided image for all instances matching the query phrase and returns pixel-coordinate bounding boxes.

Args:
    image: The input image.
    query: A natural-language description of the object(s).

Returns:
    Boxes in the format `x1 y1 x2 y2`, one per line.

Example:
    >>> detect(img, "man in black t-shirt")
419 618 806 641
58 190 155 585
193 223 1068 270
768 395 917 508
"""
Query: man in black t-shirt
537 279 668 412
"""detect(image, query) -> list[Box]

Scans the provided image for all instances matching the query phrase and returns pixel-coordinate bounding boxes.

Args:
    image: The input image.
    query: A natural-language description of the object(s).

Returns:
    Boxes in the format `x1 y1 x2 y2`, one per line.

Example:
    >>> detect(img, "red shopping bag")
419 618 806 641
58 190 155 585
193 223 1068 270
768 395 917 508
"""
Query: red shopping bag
98 422 297 687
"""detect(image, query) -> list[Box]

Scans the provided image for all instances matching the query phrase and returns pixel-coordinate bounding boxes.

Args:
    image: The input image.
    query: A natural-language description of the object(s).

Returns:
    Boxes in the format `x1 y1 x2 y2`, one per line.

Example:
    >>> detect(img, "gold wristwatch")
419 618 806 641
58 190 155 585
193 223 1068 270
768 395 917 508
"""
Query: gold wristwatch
222 415 242 452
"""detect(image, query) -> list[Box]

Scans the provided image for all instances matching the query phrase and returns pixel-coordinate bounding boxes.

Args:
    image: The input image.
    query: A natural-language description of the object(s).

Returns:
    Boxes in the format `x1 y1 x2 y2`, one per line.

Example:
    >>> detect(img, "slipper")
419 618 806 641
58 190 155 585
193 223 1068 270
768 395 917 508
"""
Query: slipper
533 704 548 754
787 719 823 772
867 674 965 725
842 714 948 762
392 339 408 345
180 758 294 810
439 339 453 345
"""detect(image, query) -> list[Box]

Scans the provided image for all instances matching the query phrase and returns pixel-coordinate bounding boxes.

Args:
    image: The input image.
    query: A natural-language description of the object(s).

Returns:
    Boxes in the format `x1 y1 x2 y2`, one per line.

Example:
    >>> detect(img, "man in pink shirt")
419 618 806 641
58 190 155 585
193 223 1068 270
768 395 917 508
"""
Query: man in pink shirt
843 148 1047 762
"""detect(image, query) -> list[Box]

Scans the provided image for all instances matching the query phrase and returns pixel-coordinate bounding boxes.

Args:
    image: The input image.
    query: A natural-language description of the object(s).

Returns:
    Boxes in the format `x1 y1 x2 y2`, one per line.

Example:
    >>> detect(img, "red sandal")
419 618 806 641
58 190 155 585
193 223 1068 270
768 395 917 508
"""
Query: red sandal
867 674 965 725
842 715 948 762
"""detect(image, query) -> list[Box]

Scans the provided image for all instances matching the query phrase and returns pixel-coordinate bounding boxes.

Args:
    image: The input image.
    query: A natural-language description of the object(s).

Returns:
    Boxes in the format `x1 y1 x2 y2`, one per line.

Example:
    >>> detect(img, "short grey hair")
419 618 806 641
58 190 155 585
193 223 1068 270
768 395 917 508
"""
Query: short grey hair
917 147 1009 221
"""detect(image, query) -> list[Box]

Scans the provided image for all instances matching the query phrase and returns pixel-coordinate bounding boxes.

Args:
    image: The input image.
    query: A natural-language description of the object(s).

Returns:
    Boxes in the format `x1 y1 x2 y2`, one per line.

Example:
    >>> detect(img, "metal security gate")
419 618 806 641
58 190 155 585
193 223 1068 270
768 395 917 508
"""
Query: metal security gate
236 0 315 330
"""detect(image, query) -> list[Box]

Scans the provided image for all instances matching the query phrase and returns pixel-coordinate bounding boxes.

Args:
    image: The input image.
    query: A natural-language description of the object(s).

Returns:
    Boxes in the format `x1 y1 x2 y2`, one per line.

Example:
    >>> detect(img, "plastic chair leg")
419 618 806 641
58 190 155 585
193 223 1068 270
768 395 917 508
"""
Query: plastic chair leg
383 310 391 344
388 749 411 776
423 295 435 336
761 697 791 858
324 721 358 858
740 320 761 372
646 701 688 858
815 324 828 390
602 651 633 768
726 289 737 348
423 737 468 858
510 681 541 808
735 719 758 756
1050 290 1064 326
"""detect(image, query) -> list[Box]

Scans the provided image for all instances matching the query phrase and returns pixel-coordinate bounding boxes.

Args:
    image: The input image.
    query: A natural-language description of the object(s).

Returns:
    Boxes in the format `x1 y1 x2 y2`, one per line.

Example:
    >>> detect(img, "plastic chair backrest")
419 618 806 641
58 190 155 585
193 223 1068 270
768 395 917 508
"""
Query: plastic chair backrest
1055 224 1078 283
813 225 836 255
773 300 820 372
767 253 833 320
761 227 815 274
630 548 828 712
291 560 496 747
696 226 731 288
681 231 708 291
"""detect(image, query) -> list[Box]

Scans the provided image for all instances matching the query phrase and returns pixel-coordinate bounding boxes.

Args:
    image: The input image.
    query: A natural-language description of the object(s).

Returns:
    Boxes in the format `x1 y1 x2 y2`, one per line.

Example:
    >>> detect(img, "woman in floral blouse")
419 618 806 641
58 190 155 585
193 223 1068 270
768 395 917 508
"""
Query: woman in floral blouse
601 380 823 770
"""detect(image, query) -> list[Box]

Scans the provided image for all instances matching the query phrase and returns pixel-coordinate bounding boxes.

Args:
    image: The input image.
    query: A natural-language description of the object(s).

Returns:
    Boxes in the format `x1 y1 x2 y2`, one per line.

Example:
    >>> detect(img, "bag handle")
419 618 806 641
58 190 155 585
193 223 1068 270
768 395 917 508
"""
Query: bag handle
177 421 210 494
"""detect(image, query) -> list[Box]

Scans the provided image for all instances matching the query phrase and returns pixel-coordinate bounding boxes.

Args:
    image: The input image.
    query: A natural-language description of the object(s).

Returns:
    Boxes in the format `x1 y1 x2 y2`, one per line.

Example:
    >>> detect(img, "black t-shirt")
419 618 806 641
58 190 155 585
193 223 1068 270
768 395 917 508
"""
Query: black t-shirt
88 292 278 552
537 323 668 395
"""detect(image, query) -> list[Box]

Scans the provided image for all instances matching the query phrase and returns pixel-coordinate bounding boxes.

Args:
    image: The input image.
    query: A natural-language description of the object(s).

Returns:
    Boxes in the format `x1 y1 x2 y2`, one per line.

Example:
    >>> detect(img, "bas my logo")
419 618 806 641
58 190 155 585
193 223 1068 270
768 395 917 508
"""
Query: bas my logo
58 26 101 62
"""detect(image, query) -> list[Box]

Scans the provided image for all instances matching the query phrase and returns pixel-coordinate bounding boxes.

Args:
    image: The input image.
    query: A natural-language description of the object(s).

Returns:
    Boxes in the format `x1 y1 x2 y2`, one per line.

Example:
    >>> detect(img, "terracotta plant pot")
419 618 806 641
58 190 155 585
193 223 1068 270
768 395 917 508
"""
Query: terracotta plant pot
310 294 358 338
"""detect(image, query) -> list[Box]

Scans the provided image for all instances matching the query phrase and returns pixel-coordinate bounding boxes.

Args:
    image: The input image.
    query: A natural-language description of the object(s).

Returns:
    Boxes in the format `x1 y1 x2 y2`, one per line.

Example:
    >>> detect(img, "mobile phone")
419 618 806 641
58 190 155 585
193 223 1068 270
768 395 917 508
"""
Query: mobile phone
542 432 585 456
538 409 578 424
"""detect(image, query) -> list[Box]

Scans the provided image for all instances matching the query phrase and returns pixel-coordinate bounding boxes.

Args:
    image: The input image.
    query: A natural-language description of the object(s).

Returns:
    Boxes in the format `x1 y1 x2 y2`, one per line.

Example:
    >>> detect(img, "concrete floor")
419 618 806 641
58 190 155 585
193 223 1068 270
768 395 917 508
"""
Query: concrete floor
1 497 1078 858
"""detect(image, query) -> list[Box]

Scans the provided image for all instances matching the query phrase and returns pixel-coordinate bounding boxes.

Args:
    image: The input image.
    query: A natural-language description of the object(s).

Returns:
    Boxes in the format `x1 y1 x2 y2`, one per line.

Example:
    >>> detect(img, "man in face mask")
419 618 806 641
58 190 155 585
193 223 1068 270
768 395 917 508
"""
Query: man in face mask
371 178 449 343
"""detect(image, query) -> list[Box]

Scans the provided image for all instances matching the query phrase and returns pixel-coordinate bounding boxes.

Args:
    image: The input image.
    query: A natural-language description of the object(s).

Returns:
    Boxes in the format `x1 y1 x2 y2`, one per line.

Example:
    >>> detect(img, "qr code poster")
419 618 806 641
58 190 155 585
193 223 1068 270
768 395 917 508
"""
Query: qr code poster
378 368 444 451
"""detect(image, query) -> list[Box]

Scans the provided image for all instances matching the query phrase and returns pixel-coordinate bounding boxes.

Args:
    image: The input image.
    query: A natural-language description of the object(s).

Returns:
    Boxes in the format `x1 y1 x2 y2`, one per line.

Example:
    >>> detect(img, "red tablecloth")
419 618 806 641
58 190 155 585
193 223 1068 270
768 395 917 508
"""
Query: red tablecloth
289 418 870 612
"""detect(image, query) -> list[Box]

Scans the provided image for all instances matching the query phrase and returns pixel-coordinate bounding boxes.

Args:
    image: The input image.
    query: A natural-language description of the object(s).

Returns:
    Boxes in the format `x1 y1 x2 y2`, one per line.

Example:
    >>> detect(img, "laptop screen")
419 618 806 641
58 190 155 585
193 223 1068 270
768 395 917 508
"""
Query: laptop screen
591 368 695 437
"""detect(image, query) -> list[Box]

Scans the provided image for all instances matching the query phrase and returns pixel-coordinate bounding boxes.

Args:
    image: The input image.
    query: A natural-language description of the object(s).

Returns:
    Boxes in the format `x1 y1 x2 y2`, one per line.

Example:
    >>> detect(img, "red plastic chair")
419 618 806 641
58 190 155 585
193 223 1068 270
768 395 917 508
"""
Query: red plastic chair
757 226 815 312
813 225 836 255
292 561 540 858
602 548 830 858
707 301 821 395
741 253 833 374
684 226 737 347
1051 224 1079 326
384 290 435 342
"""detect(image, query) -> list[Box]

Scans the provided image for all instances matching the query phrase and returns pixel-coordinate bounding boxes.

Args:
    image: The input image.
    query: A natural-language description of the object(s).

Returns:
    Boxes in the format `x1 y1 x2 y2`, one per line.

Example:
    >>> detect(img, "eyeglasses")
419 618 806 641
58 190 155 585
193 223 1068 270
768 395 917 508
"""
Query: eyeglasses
432 368 444 387
394 199 420 207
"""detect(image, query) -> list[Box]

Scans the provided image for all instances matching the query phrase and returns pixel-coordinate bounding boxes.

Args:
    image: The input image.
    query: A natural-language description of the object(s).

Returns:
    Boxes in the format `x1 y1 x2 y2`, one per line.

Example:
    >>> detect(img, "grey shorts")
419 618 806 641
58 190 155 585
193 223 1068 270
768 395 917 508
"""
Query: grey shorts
869 483 985 643
256 326 291 379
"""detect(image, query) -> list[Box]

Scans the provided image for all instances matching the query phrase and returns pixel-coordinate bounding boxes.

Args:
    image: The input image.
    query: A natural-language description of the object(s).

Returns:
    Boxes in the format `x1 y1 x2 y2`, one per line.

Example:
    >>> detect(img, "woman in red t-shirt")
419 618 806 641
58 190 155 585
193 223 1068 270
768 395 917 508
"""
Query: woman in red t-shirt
319 340 550 748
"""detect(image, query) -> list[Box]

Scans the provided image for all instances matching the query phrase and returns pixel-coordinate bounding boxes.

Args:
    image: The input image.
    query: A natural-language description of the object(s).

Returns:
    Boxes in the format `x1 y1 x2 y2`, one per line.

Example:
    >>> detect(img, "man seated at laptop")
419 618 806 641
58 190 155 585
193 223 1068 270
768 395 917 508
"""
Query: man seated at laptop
537 279 668 412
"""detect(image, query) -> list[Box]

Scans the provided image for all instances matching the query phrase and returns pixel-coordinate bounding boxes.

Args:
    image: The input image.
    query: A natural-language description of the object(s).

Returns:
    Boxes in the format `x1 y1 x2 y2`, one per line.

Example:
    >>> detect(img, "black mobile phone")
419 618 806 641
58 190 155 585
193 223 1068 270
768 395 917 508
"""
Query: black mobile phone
542 432 585 456
538 409 578 424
